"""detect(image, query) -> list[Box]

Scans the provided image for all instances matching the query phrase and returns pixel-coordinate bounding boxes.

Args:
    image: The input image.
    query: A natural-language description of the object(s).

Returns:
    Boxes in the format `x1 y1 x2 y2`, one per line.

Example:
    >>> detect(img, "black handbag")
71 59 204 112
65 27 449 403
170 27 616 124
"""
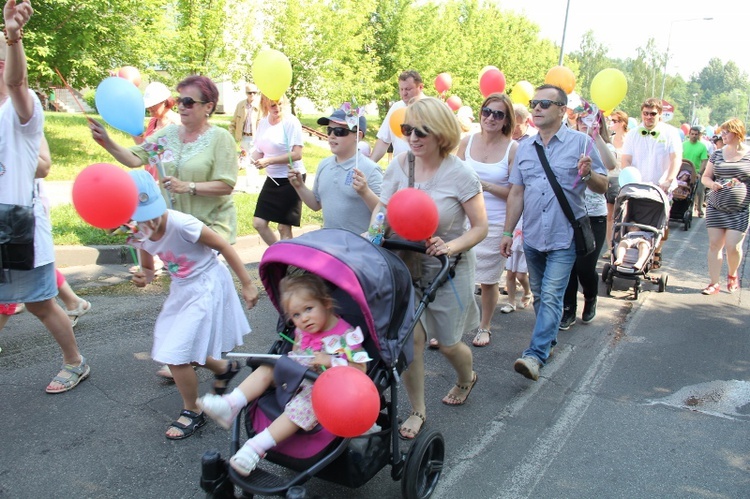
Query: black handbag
0 202 36 272
533 143 595 256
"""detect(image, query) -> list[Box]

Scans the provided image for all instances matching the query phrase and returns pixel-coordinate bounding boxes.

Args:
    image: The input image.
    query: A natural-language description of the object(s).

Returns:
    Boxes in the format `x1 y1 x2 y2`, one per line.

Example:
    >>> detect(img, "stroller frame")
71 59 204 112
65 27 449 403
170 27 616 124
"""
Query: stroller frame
668 159 698 231
602 183 670 299
200 231 452 499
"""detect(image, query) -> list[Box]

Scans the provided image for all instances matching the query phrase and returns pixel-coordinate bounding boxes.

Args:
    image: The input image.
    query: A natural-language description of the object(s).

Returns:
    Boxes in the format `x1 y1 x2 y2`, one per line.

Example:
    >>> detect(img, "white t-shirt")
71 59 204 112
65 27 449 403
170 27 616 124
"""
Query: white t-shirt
377 100 410 155
623 122 682 186
0 92 53 267
254 115 306 178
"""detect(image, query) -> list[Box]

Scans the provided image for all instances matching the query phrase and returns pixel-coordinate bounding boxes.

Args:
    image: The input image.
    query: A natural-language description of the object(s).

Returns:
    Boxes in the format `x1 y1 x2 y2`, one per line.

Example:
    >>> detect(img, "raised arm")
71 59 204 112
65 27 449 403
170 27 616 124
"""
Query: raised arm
3 0 34 123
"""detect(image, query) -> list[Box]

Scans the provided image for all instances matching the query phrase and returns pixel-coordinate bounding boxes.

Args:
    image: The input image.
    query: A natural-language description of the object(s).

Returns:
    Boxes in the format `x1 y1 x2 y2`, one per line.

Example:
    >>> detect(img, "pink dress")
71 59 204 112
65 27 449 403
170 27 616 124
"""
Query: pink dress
283 318 369 430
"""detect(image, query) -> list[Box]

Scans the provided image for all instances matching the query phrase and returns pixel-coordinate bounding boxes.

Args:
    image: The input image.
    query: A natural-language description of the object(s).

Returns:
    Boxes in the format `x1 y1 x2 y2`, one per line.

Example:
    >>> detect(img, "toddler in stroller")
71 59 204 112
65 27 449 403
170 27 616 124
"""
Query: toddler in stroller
200 228 451 499
197 273 371 476
612 227 654 271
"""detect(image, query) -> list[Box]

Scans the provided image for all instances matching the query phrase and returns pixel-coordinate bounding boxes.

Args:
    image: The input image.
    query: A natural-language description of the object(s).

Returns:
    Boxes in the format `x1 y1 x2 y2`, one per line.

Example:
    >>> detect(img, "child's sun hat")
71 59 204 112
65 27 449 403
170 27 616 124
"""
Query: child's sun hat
129 170 167 222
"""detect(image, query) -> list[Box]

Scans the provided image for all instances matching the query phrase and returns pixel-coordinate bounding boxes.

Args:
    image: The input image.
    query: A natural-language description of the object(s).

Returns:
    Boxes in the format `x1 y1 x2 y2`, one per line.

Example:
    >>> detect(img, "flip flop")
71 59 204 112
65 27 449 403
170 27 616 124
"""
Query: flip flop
66 299 91 327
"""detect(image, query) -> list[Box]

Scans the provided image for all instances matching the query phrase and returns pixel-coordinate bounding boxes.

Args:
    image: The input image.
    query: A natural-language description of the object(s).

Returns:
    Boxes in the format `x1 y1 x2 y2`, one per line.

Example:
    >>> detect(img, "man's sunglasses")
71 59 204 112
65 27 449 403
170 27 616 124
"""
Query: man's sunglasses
481 107 506 120
642 111 658 117
327 126 353 137
529 99 566 109
176 96 207 108
400 124 430 138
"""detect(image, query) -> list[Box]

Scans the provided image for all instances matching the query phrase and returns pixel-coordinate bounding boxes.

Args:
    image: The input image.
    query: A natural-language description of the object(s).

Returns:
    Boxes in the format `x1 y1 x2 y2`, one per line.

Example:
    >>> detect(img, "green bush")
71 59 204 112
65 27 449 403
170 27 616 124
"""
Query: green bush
82 90 97 113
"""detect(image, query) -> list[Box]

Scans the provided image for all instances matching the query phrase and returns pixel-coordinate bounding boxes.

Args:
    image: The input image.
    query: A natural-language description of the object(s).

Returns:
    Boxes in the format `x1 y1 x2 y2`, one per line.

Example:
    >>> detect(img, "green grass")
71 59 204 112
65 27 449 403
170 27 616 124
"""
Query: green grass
44 112 328 245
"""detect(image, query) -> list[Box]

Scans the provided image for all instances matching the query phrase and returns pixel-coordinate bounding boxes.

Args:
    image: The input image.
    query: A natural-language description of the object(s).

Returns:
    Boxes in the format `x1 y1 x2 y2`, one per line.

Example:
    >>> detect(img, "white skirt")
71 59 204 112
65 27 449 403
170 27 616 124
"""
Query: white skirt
152 262 251 365
474 223 507 284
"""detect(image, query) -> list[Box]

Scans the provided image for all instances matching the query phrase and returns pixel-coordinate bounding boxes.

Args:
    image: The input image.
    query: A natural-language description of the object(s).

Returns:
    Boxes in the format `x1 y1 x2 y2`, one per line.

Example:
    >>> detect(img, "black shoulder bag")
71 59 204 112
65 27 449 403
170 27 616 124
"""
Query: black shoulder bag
0 191 36 278
533 142 595 256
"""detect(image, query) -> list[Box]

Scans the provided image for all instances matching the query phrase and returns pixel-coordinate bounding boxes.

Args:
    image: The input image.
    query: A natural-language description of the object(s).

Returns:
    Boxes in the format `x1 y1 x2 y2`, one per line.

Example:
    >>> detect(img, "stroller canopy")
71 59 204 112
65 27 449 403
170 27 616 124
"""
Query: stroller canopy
614 182 671 230
259 229 415 367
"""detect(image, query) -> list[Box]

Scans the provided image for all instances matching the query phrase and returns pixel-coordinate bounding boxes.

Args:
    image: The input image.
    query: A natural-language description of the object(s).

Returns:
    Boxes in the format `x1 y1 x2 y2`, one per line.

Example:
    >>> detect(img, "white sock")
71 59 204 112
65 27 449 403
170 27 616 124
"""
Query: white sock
248 428 277 454
226 388 248 414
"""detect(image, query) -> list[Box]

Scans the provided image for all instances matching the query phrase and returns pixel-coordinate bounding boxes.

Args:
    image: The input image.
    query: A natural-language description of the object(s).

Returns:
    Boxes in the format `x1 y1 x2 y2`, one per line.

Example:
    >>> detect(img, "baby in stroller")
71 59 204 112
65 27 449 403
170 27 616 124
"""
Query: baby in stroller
613 226 654 271
197 273 370 476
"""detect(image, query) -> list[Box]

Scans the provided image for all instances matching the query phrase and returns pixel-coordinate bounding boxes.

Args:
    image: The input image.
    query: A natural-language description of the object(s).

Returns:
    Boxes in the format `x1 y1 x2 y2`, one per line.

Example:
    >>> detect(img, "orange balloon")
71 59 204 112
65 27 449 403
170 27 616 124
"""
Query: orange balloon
544 66 576 94
389 107 406 139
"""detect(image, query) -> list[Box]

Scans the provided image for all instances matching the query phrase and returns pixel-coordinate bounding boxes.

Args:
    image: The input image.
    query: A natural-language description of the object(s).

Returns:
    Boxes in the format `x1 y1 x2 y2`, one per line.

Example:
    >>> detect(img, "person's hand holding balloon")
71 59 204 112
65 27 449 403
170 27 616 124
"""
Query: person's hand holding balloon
426 235 452 258
88 118 113 148
351 168 368 194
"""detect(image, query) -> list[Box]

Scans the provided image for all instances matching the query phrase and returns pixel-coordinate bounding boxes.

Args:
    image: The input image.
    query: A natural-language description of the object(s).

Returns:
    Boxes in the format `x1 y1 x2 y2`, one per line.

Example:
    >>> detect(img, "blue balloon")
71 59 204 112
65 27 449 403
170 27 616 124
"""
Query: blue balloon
627 117 638 130
95 77 145 136
619 166 642 187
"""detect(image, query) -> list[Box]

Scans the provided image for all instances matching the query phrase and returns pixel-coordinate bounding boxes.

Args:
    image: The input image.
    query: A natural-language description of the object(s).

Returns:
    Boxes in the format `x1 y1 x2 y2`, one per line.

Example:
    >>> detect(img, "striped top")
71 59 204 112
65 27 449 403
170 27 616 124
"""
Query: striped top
706 148 750 213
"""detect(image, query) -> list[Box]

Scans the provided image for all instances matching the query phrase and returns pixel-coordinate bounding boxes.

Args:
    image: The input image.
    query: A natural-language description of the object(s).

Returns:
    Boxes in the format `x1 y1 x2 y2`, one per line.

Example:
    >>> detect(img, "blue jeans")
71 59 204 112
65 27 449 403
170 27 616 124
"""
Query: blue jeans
522 241 576 364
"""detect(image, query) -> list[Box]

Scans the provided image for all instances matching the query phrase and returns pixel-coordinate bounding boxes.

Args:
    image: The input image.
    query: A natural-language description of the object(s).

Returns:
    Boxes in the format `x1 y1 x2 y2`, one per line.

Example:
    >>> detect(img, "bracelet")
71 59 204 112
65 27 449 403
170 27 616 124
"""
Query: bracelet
502 231 513 237
2 27 23 46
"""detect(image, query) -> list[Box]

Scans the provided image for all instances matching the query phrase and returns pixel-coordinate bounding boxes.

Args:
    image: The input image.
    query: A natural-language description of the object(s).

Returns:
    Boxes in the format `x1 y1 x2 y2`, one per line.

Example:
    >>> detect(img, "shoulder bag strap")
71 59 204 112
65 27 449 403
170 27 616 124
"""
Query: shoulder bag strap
533 142 576 225
407 151 415 188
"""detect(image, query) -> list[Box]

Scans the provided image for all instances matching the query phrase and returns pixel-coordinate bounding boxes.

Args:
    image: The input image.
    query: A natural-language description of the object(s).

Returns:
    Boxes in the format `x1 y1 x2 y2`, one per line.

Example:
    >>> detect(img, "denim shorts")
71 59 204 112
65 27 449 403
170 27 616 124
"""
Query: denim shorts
0 263 57 303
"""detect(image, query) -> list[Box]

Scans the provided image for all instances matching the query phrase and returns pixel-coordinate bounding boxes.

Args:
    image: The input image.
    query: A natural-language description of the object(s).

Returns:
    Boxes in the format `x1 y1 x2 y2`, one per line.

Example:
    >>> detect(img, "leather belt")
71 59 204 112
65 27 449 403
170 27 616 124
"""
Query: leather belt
242 133 253 136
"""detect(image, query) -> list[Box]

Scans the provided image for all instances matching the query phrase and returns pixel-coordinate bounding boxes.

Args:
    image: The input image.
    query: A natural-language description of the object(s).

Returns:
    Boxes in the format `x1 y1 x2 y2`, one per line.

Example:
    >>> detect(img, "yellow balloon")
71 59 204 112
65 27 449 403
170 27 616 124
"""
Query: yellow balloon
511 80 535 105
252 49 292 101
590 68 627 112
389 107 406 139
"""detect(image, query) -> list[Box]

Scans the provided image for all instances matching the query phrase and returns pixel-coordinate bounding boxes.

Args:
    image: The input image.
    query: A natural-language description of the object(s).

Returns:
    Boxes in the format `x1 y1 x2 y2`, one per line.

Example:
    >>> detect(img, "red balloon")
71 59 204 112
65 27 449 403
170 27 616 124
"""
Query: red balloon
387 188 439 241
73 163 139 229
118 66 142 87
311 366 380 438
434 72 452 94
479 69 506 97
446 95 462 111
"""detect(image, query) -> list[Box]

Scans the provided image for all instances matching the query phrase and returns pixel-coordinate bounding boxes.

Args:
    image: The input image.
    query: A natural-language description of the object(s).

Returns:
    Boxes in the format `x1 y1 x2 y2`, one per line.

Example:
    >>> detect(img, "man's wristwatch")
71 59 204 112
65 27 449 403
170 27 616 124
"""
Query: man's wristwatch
580 172 592 183
189 182 197 196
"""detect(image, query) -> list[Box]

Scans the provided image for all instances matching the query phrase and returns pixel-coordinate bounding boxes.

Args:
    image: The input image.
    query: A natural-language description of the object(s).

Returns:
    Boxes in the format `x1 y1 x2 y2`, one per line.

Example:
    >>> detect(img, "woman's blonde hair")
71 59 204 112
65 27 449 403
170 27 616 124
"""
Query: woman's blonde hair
480 93 515 137
720 118 746 140
260 94 289 118
609 110 629 133
404 97 461 157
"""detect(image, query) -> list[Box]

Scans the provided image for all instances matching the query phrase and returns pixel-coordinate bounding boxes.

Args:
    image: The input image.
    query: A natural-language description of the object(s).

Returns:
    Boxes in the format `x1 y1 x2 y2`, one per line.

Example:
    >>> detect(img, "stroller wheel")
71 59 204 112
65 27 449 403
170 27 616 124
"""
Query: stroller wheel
633 281 640 300
602 263 611 283
401 429 444 499
658 274 668 293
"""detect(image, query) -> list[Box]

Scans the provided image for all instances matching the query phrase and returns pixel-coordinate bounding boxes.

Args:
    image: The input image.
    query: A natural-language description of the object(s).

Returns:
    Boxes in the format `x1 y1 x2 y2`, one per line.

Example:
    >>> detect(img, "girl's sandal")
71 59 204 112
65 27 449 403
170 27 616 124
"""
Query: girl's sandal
399 411 426 440
472 328 491 347
45 356 91 394
166 409 207 440
66 299 92 327
213 360 241 395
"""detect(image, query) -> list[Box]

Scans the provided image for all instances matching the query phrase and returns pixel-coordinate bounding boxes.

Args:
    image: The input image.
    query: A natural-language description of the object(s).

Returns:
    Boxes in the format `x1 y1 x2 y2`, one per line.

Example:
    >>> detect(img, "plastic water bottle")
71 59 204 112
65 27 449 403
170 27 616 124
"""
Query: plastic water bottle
368 212 385 245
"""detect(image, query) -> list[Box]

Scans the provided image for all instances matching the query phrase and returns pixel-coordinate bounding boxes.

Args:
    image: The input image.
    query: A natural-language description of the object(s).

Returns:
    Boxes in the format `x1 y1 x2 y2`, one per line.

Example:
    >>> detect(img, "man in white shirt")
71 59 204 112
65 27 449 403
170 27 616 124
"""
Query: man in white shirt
621 97 682 194
370 70 425 163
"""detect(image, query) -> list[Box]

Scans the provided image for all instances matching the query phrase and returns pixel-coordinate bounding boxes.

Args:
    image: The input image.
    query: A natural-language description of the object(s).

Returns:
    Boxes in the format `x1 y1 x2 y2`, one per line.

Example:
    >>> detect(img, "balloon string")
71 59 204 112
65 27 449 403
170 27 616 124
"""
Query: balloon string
53 67 90 118
447 274 464 312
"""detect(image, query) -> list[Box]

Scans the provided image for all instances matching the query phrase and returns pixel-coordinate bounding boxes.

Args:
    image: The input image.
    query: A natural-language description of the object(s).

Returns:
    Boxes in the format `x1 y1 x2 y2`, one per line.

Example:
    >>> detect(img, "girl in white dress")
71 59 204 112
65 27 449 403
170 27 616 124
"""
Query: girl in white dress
127 171 259 440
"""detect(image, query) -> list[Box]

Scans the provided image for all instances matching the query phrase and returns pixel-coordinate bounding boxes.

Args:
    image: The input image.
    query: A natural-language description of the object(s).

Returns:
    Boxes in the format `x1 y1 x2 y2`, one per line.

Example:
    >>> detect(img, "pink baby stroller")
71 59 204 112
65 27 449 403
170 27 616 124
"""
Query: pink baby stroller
200 228 452 498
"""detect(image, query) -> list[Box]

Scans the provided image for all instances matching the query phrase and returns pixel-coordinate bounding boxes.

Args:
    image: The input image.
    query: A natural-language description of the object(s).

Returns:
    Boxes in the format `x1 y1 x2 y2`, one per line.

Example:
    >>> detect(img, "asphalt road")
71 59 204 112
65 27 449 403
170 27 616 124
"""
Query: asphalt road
1 217 749 498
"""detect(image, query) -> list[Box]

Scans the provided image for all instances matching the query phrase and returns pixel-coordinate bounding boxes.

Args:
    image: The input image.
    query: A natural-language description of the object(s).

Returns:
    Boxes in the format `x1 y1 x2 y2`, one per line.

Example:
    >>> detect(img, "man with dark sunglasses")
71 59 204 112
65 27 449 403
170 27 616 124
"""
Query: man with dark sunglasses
621 97 682 194
371 70 425 163
228 83 260 156
500 84 607 381
287 108 382 234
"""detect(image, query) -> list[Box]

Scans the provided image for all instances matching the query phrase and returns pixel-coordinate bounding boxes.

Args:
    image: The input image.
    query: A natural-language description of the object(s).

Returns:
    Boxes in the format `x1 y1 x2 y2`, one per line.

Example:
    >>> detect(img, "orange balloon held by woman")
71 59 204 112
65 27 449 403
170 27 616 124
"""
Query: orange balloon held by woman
389 107 407 139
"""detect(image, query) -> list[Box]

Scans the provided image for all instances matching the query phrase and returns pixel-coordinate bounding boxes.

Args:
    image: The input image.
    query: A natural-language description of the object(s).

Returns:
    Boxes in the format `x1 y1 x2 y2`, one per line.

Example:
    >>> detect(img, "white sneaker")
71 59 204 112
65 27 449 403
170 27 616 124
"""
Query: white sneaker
196 393 237 430
513 356 541 381
229 443 262 476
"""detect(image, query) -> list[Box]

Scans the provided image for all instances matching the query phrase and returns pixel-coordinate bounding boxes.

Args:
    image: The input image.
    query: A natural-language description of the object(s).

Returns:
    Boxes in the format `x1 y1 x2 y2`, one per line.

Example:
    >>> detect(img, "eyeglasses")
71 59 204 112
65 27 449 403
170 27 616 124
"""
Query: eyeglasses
327 127 353 137
529 99 565 110
176 96 207 109
642 111 658 117
400 124 430 138
481 107 506 120
246 91 257 95
610 119 621 123
720 130 732 135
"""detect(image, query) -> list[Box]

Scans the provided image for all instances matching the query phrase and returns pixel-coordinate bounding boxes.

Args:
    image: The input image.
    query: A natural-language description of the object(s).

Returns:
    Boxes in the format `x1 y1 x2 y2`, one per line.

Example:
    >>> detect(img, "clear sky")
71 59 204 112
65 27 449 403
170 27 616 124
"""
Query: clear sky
498 0 746 80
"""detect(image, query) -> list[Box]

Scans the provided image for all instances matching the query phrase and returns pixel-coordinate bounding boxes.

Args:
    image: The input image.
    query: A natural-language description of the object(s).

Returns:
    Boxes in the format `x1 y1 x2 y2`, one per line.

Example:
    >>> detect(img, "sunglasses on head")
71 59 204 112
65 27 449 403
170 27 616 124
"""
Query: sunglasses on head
176 96 207 109
529 99 565 110
642 111 658 117
400 124 430 138
327 126 353 137
481 107 506 120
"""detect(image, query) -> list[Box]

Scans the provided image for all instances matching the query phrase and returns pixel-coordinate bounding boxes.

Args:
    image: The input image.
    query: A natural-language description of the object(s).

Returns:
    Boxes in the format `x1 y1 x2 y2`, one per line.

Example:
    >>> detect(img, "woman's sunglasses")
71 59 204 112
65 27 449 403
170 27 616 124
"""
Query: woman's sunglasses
400 124 430 138
176 96 207 109
327 127 353 137
481 107 506 120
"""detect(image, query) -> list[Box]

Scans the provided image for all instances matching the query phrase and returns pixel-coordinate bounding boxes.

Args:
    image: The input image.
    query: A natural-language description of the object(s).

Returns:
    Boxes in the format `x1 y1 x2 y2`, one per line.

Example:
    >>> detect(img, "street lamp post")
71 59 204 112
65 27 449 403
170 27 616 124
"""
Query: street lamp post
558 0 572 66
660 17 713 101
691 93 697 125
